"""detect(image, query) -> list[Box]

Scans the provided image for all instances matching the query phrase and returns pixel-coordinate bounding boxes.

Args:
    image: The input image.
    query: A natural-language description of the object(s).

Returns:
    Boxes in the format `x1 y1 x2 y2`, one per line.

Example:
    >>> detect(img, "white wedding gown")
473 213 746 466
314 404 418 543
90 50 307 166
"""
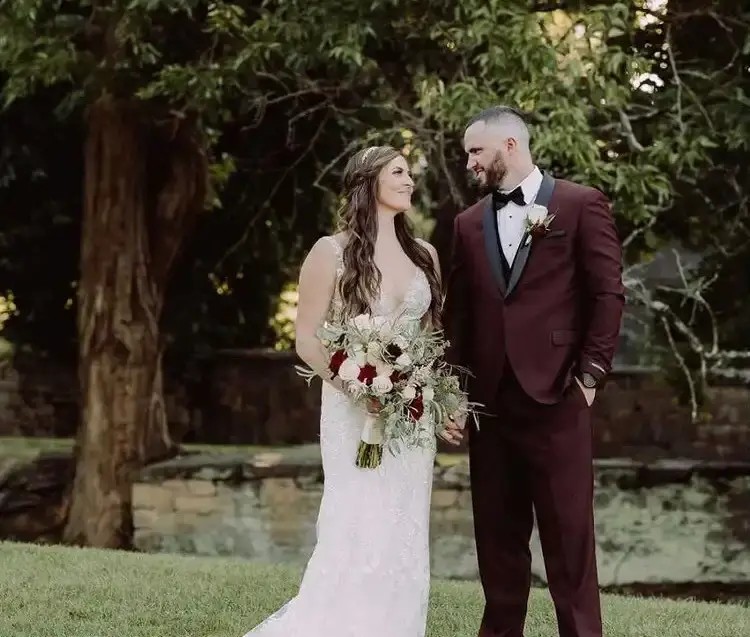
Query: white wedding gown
242 237 436 637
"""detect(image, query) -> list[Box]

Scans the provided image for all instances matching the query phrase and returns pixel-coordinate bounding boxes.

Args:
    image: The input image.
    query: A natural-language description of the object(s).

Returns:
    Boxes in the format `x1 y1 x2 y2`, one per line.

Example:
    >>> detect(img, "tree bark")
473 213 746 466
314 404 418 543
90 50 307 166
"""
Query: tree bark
63 95 207 548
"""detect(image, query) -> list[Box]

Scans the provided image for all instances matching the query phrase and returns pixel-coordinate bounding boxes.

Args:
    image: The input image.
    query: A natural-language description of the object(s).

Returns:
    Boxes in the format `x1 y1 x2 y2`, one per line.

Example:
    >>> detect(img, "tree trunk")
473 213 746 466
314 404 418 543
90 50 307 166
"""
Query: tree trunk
63 95 207 548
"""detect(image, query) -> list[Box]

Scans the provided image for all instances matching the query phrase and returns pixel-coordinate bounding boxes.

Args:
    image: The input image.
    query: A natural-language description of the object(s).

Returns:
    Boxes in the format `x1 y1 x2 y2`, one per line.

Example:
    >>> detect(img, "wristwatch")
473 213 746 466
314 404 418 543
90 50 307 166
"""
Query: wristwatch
581 372 597 389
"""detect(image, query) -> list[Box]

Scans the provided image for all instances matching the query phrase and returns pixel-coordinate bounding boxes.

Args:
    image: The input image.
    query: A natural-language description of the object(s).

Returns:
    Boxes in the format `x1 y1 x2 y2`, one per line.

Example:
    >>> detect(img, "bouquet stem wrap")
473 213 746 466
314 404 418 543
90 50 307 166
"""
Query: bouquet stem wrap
356 412 384 468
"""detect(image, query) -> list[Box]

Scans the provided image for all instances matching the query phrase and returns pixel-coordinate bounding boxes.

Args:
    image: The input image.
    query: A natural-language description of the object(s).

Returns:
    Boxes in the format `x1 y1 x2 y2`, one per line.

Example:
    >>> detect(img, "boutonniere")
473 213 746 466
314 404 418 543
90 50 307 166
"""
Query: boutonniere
524 204 555 246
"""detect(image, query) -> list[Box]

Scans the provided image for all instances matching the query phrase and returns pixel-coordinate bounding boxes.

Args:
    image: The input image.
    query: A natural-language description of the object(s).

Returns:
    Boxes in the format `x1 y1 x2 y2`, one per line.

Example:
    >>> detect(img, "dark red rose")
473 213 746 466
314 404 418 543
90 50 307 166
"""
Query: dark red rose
529 223 549 239
390 370 405 384
358 364 377 385
407 394 424 421
329 350 347 376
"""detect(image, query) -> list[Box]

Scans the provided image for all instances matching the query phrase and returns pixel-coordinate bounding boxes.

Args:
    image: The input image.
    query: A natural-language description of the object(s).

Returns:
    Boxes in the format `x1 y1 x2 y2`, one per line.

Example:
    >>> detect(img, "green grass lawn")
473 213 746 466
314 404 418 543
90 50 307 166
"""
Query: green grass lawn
0 435 467 465
0 436 280 462
1 542 748 637
0 435 75 460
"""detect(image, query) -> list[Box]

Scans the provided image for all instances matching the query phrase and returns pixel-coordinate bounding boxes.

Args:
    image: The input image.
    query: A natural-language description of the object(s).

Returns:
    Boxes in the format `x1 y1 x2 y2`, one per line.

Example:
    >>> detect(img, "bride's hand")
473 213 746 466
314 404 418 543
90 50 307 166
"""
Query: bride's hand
365 397 383 415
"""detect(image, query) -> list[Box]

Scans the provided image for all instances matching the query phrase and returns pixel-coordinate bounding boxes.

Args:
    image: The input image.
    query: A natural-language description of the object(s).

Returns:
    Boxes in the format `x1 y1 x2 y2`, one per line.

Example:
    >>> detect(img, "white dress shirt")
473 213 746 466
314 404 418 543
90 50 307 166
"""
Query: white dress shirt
497 166 543 265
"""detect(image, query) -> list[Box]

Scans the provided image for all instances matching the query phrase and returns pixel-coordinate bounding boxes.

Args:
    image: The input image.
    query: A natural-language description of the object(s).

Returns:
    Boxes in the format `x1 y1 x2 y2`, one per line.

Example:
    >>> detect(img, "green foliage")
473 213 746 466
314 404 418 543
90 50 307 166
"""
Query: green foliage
0 0 747 360
626 1 750 359
0 0 393 355
409 3 678 244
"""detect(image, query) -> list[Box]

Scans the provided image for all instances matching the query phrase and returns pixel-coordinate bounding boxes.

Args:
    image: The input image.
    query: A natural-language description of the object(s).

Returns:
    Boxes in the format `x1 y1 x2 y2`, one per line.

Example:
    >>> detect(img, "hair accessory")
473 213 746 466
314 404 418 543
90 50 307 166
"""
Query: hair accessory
361 146 379 162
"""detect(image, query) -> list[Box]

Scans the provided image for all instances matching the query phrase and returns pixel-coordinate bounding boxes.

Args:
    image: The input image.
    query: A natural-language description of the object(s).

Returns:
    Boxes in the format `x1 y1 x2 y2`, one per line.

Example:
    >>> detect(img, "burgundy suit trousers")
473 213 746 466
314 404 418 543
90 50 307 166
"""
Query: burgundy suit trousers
469 365 602 637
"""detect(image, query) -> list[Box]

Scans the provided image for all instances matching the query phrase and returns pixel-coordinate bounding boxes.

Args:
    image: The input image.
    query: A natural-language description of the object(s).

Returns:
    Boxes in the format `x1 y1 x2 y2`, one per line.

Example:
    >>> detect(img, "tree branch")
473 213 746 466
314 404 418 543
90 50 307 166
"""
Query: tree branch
624 245 750 419
617 108 645 152
217 110 331 269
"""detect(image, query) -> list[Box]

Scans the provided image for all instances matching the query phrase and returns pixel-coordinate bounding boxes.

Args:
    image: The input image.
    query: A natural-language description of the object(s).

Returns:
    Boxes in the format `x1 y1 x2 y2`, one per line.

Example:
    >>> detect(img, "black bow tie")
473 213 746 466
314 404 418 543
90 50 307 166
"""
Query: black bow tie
493 186 526 209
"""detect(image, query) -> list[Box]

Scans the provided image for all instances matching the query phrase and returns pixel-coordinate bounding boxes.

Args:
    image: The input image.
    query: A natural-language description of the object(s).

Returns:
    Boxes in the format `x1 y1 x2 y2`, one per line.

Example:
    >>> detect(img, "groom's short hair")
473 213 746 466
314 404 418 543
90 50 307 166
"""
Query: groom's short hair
464 106 531 148
466 105 528 130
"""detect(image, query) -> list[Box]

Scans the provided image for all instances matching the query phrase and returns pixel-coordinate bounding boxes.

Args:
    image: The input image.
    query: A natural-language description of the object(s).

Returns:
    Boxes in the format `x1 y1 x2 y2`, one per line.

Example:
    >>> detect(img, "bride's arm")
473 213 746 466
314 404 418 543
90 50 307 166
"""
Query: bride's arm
295 238 348 393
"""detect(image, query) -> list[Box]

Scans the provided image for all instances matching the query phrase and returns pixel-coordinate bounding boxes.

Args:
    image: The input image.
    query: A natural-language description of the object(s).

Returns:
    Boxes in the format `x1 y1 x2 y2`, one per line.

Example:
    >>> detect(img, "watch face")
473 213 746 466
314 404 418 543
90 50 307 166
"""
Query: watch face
583 374 597 388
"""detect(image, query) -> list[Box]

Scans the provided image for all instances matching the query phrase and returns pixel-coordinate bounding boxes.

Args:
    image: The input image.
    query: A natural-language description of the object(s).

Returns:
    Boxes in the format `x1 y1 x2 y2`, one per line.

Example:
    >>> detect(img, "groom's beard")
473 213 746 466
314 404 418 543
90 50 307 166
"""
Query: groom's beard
473 153 508 196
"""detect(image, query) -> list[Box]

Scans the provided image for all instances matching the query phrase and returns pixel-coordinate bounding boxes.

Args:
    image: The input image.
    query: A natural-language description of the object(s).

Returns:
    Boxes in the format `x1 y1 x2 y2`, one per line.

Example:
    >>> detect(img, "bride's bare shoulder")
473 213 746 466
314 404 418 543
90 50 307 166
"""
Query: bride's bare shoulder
303 232 349 275
416 237 436 252
329 231 349 251
301 235 339 272
417 237 439 260
416 237 441 277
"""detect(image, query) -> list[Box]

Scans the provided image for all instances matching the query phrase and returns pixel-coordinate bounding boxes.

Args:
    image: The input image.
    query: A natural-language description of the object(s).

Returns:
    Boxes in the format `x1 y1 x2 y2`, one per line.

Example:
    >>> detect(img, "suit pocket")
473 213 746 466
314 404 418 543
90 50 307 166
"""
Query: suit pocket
569 378 591 409
551 329 577 346
544 229 566 239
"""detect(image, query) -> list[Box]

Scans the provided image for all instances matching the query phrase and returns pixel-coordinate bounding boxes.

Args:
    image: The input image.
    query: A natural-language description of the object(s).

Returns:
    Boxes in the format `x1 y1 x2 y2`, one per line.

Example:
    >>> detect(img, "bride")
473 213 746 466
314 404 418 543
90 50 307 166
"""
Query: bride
241 145 463 637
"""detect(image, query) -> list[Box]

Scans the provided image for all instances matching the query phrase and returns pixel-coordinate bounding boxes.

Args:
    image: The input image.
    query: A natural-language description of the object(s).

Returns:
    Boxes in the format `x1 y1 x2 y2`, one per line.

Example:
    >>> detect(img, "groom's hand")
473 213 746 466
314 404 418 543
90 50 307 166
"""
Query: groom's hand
438 414 465 446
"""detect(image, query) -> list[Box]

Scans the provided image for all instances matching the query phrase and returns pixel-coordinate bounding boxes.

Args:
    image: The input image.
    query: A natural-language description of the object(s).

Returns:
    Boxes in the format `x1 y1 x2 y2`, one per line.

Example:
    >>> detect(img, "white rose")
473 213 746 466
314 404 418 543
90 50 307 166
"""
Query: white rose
378 323 394 341
527 204 548 225
371 375 393 395
395 353 412 368
353 314 372 331
375 361 394 378
338 359 361 382
422 386 434 401
402 385 417 400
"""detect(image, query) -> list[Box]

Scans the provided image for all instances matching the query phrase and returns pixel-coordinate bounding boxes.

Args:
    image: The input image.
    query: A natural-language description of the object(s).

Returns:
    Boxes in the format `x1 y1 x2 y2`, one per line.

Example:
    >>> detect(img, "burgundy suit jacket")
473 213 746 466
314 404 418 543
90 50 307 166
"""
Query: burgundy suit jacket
444 173 625 409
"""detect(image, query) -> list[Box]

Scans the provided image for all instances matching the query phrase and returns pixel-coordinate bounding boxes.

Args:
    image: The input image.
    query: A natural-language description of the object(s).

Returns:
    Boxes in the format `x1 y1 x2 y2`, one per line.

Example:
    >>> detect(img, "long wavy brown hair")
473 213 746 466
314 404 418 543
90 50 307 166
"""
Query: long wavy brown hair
336 145 441 327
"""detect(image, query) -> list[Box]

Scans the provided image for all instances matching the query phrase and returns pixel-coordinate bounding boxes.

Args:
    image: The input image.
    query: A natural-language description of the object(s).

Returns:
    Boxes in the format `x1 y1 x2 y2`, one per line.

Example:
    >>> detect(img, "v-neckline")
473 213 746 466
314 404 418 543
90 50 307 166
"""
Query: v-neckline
380 267 422 315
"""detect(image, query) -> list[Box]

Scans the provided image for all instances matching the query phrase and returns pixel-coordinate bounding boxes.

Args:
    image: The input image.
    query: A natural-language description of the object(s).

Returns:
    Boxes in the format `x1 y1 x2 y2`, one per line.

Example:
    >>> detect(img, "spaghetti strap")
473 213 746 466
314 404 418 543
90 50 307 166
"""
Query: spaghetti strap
324 235 345 277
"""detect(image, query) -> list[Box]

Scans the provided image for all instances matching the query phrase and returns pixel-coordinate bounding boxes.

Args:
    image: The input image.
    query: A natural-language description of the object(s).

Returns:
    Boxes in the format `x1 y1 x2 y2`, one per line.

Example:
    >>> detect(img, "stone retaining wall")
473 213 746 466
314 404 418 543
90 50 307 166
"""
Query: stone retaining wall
133 447 750 585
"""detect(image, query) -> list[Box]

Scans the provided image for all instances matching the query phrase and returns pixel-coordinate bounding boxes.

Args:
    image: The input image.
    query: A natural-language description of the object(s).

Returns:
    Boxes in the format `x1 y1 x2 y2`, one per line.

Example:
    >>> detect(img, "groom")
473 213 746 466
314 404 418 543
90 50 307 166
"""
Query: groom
443 106 625 637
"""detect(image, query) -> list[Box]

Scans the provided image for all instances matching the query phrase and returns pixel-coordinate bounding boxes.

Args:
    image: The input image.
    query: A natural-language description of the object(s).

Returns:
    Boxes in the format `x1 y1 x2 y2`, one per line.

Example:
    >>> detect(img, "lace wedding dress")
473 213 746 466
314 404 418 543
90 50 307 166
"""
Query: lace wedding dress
242 236 436 637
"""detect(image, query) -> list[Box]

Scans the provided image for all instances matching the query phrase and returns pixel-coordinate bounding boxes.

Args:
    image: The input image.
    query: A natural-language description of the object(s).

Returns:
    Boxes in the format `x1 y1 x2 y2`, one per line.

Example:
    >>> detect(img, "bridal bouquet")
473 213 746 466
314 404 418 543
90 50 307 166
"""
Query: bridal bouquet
296 314 476 468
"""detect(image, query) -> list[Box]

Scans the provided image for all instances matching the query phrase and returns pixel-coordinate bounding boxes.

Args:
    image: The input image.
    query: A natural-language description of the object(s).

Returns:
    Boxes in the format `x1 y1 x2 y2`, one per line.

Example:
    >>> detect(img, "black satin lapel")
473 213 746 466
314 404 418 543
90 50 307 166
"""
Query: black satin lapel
506 235 530 295
506 172 556 297
481 197 507 295
534 171 556 209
